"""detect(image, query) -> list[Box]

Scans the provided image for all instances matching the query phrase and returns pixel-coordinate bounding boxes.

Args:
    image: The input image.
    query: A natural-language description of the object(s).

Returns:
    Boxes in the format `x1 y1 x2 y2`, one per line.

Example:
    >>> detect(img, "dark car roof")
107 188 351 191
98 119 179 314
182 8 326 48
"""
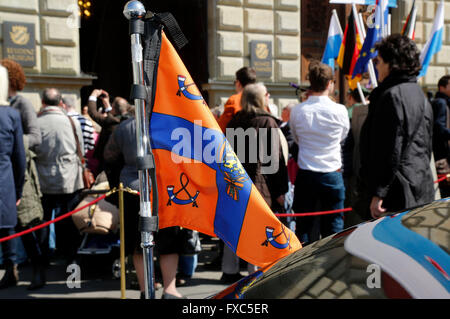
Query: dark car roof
213 199 450 299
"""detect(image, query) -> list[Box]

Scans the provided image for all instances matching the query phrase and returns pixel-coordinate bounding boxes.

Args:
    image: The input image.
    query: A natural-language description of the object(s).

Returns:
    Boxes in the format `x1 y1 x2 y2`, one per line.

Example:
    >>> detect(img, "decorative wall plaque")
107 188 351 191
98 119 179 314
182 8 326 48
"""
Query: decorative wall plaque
250 41 272 78
2 21 36 67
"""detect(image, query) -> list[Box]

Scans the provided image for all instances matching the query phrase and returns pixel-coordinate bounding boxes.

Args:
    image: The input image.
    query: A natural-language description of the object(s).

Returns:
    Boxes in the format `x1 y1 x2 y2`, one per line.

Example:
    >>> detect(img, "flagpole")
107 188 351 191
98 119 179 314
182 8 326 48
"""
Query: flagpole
352 4 362 39
352 9 368 104
357 82 368 105
333 9 344 36
354 4 378 88
380 0 386 37
124 0 157 299
407 6 417 39
387 13 391 36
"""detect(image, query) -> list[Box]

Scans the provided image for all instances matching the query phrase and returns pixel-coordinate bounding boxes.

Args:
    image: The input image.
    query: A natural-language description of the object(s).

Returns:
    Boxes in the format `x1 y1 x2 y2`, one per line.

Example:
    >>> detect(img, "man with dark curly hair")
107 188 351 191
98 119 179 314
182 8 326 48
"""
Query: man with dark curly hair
356 34 434 220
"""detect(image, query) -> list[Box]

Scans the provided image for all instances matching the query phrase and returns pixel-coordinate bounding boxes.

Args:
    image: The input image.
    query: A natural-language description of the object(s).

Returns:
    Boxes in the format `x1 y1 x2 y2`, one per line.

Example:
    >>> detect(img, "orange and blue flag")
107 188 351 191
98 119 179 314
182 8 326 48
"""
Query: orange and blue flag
149 32 301 267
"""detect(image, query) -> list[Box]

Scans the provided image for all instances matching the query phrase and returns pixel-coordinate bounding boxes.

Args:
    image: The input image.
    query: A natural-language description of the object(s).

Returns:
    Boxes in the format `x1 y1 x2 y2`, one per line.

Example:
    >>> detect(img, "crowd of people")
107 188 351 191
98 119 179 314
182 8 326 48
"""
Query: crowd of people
0 34 449 298
215 34 444 281
0 58 195 299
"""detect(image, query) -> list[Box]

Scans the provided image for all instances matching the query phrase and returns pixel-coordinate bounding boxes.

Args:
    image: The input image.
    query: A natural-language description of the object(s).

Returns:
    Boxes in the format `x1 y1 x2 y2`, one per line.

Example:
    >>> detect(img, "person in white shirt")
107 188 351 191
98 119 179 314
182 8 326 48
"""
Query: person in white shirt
290 61 349 245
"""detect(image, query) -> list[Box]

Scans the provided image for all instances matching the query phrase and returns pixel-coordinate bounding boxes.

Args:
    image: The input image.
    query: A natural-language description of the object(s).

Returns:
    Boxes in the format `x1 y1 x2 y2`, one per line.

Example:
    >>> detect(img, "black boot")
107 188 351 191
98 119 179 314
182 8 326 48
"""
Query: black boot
0 260 18 289
28 257 46 290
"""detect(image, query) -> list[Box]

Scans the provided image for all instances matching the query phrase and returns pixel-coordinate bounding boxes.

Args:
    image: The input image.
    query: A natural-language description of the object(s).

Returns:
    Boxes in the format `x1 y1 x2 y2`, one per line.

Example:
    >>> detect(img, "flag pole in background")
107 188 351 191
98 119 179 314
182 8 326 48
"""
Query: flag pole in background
358 8 378 88
387 13 391 36
352 4 363 39
357 82 368 105
401 0 417 40
419 0 444 78
322 9 344 71
123 0 158 299
337 6 362 90
351 2 380 89
380 0 388 37
333 9 344 36
352 4 370 102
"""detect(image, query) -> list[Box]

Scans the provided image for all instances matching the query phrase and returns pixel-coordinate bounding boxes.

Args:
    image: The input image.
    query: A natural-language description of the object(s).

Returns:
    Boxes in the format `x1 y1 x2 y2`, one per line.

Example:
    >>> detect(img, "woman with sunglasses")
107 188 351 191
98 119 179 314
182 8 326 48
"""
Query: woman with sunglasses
356 34 434 221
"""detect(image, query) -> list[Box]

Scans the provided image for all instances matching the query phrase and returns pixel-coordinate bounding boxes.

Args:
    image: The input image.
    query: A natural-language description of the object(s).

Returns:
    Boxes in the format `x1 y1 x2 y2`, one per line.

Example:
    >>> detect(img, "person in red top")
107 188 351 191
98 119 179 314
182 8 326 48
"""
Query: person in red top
217 67 257 132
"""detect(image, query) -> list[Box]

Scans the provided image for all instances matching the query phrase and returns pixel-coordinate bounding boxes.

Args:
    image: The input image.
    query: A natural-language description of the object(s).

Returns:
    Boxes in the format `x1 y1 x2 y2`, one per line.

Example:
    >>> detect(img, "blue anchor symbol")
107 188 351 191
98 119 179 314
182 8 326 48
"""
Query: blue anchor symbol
176 75 204 102
262 226 291 250
167 173 200 208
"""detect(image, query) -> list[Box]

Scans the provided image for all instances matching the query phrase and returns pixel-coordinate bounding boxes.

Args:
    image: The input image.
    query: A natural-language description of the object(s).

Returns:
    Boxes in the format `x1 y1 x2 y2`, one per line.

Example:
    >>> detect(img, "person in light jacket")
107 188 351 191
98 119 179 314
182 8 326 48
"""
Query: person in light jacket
34 88 84 270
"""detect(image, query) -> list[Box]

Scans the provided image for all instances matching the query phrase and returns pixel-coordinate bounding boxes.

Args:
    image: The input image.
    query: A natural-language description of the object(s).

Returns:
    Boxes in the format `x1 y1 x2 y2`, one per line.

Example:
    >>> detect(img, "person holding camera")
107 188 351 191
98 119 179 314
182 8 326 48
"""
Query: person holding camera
87 89 132 189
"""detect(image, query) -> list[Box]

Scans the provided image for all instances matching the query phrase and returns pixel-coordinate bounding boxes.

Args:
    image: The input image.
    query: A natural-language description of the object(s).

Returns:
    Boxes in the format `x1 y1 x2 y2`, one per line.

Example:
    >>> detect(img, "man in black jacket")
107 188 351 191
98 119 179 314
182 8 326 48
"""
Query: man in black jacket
432 75 450 198
357 35 434 220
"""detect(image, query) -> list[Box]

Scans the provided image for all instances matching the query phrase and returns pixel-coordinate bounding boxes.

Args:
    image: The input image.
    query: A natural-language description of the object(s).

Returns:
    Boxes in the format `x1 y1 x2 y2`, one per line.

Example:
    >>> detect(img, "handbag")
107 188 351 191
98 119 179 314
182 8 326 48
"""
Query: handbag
67 115 95 189
72 194 119 234
180 228 202 255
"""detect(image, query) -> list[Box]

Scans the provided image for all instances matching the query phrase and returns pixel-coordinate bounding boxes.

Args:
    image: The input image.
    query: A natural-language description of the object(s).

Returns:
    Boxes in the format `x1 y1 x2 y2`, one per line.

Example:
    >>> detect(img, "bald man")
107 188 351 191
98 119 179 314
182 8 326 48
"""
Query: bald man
35 87 85 274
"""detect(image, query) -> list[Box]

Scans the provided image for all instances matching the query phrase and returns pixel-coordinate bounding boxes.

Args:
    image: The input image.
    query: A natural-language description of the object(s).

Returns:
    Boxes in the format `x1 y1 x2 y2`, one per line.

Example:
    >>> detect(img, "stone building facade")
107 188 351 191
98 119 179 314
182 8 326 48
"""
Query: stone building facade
0 0 93 112
1 0 449 113
203 0 301 115
392 0 450 90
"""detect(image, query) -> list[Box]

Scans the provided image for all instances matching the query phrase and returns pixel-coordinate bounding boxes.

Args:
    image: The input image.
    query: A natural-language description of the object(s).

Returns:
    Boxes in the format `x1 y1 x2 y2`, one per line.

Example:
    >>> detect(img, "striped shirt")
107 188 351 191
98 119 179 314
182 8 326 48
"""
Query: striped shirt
68 111 96 152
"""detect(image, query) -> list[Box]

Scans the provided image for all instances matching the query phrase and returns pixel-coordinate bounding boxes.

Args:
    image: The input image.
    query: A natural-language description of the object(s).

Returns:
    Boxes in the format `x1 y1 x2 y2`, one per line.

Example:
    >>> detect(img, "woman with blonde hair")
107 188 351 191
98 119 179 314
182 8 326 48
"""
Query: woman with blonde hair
228 82 288 207
220 82 289 283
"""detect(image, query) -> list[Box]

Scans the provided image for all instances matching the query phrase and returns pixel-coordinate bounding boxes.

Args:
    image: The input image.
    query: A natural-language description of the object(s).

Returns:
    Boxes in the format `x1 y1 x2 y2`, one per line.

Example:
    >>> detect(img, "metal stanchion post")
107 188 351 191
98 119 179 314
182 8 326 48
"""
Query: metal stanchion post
119 183 126 299
123 0 157 299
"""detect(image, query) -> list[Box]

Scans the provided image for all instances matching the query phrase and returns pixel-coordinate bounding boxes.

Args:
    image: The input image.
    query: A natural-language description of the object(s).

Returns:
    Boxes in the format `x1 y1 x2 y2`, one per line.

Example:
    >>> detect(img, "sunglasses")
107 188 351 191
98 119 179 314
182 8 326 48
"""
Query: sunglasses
373 57 379 66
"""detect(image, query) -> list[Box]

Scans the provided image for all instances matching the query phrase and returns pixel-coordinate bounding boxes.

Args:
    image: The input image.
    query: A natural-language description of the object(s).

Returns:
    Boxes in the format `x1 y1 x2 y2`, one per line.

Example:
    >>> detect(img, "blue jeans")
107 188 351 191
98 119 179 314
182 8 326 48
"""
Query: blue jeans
293 169 345 245
41 192 82 262
178 254 198 278
0 228 16 264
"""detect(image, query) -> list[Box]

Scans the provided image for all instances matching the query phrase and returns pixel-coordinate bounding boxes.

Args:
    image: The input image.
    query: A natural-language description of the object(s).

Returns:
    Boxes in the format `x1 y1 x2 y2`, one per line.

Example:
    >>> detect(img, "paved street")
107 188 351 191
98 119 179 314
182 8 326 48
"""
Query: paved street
0 236 230 299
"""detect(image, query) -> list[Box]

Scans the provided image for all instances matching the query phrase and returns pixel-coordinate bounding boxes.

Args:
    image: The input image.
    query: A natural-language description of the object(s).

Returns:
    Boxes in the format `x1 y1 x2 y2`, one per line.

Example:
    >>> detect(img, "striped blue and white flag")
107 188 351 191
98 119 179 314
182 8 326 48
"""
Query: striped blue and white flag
322 11 343 70
419 0 444 78
329 0 397 7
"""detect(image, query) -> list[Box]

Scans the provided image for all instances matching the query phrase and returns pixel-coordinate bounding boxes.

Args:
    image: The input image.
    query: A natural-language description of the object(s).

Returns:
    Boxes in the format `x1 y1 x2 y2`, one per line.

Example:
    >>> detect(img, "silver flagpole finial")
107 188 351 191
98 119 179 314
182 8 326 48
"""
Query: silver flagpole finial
123 0 146 20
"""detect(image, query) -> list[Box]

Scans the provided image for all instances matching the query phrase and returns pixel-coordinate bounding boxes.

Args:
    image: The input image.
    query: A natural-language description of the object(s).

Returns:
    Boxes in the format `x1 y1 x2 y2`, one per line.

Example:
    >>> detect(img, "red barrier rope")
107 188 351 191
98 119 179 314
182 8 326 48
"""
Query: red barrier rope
275 174 449 218
0 193 108 244
436 174 449 184
0 175 447 243
275 207 353 217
